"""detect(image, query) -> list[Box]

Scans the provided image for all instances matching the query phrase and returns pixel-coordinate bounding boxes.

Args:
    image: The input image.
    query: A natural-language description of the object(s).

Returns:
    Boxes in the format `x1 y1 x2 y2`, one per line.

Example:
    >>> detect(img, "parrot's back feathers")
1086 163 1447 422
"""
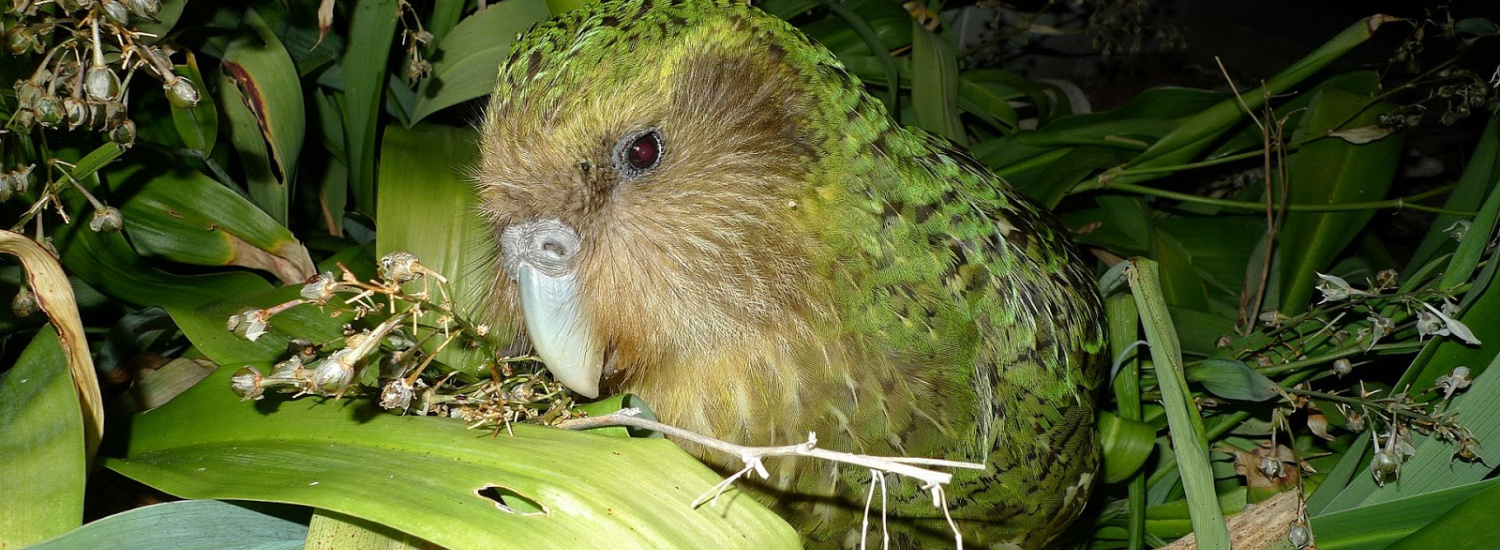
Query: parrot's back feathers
477 1 1107 548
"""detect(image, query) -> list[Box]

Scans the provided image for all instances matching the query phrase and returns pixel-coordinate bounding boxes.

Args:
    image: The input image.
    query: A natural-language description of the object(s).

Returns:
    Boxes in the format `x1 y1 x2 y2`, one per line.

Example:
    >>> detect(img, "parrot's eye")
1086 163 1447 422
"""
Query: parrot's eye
616 129 663 177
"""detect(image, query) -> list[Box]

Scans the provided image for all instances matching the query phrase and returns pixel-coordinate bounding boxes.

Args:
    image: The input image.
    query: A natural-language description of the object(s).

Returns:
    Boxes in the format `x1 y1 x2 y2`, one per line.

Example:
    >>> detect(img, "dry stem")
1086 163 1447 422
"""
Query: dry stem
558 409 985 548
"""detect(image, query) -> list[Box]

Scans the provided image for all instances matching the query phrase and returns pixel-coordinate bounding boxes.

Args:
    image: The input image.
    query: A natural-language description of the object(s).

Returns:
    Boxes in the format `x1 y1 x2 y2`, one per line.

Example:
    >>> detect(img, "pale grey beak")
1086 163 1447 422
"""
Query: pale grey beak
500 219 603 398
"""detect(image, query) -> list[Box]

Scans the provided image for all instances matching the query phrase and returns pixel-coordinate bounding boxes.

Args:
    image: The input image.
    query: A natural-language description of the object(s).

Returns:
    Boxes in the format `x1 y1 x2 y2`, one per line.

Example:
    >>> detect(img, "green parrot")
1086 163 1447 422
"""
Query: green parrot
475 0 1107 547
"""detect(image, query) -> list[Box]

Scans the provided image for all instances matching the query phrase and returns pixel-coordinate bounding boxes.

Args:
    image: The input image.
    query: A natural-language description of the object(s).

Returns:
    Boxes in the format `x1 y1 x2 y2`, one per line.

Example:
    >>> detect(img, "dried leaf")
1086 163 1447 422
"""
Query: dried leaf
1306 404 1338 441
1330 124 1395 144
316 0 335 47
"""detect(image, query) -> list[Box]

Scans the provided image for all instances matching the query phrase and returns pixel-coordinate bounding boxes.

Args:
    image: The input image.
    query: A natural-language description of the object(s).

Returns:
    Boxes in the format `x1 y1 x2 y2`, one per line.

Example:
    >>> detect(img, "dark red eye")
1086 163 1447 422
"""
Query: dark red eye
619 129 663 175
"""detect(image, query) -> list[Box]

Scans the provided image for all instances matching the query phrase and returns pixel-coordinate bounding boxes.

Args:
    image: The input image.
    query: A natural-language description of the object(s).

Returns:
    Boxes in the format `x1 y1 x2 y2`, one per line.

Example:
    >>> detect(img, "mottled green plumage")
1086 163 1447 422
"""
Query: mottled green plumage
477 1 1106 548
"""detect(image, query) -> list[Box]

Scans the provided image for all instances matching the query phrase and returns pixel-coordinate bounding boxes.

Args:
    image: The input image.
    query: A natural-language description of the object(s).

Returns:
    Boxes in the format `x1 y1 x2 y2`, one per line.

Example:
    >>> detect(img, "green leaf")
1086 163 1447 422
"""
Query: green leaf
1391 207 1500 396
956 73 1020 132
960 69 1059 126
1105 292 1148 549
1276 72 1402 315
343 0 400 216
1019 145 1133 209
168 53 217 156
306 510 430 550
1166 306 1237 358
759 0 819 20
1128 259 1230 550
797 0 911 56
1311 478 1500 550
1324 348 1500 512
1155 216 1266 298
377 124 503 361
24 500 306 550
69 142 127 181
1099 411 1156 483
108 160 313 284
312 89 350 235
1304 434 1369 515
411 0 552 123
1123 15 1397 184
221 7 307 225
0 326 85 547
1403 113 1498 278
1453 17 1500 36
909 20 965 145
54 179 272 310
978 136 1068 175
1141 487 1247 540
133 0 188 44
102 369 800 549
424 0 466 49
215 68 278 215
573 394 665 439
1186 359 1279 402
1383 481 1500 550
167 285 345 367
1151 227 1210 310
1021 87 1226 148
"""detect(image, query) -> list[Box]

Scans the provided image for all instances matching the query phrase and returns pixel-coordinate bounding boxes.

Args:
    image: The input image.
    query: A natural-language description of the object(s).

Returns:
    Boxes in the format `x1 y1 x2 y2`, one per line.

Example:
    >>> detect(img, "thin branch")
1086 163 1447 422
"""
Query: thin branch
559 411 984 485
558 410 984 547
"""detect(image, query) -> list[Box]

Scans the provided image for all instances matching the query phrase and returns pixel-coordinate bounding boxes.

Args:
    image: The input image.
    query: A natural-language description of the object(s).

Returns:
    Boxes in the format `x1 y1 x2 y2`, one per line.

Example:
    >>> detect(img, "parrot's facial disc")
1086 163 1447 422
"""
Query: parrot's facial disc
500 219 604 398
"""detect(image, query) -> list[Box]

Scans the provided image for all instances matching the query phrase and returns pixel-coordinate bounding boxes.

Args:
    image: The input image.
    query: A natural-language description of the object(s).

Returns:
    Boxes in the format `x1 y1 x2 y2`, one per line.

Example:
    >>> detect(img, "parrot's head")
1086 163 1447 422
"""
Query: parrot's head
475 0 856 397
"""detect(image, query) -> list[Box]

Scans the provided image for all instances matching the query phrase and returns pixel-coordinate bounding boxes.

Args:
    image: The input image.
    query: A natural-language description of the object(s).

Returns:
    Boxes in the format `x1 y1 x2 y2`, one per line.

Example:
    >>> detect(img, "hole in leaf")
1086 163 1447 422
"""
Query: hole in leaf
475 484 548 516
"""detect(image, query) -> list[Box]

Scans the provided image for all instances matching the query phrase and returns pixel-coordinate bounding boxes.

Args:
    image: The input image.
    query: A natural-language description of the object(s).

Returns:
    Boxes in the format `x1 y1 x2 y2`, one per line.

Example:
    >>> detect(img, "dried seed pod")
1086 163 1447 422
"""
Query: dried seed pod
300 271 337 303
34 94 63 127
4 25 35 55
1456 436 1483 462
109 119 137 147
101 0 130 24
125 0 159 20
310 350 356 394
1332 358 1353 377
1287 522 1312 549
105 98 129 122
1346 411 1365 433
14 80 43 109
53 56 80 82
87 102 107 129
56 0 93 11
230 366 266 401
164 76 200 109
85 67 121 101
1375 269 1398 289
407 58 432 81
140 46 173 74
381 378 415 410
379 251 423 282
63 97 89 129
1371 450 1400 484
11 286 37 318
12 109 36 132
7 164 31 195
90 206 125 233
